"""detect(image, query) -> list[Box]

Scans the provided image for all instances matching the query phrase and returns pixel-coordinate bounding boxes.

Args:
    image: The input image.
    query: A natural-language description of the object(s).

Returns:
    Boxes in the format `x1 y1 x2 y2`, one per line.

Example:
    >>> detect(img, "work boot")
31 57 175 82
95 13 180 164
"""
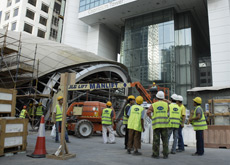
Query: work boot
127 149 131 154
55 140 59 143
192 153 203 156
109 142 116 144
163 155 168 159
176 149 184 152
133 151 142 156
151 154 159 159
66 140 70 143
171 151 176 154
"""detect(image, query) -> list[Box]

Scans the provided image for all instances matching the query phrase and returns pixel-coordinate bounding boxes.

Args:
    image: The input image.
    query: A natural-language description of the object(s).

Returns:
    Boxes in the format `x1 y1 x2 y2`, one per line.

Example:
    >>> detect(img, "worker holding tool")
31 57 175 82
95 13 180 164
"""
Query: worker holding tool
176 95 186 152
19 105 31 120
52 96 70 143
189 97 207 156
127 96 145 155
147 91 169 159
123 95 135 149
101 101 115 144
168 94 181 154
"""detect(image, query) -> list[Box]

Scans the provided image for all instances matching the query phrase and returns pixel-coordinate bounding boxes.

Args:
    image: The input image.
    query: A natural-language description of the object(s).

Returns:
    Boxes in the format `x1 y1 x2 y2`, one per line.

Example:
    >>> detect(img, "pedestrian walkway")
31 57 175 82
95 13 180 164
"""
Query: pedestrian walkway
1 131 230 165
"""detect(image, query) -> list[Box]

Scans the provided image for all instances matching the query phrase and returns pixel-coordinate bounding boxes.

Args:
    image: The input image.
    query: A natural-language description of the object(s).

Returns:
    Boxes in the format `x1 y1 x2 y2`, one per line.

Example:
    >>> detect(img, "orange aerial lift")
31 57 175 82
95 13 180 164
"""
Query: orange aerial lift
66 82 169 138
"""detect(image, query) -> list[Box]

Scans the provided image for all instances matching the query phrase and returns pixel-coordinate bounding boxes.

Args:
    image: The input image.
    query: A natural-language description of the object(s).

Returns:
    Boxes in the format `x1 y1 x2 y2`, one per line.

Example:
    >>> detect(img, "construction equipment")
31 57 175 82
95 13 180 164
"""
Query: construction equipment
66 82 169 138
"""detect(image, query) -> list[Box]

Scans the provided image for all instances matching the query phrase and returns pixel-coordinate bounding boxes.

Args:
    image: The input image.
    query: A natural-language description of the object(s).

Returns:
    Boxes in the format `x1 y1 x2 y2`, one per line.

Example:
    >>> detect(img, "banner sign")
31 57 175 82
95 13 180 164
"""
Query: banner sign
68 83 131 91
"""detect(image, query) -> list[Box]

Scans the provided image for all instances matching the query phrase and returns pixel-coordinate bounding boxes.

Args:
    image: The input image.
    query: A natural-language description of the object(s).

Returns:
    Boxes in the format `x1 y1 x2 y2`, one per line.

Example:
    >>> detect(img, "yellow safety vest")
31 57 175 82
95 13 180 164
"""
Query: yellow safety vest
56 104 63 121
19 109 27 118
36 106 43 116
123 104 130 125
101 108 113 125
179 104 185 124
152 101 169 129
128 105 144 132
28 107 34 116
169 103 181 128
192 106 208 131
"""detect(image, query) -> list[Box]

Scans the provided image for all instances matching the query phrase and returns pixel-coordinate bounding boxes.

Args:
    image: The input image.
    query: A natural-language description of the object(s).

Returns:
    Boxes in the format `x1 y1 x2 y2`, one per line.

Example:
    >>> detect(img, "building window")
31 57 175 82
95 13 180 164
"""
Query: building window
39 16 47 26
26 9 35 20
7 0 12 7
50 28 57 39
52 16 59 26
11 22 16 30
0 11 2 24
15 0 20 3
37 29 45 38
23 23 33 33
41 3 49 13
5 12 10 21
28 0 36 6
13 8 19 17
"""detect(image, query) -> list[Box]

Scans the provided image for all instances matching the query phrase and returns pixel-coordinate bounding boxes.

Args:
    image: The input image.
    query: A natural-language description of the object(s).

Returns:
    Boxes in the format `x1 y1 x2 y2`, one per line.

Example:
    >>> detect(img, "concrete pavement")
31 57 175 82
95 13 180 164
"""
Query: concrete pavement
1 131 230 165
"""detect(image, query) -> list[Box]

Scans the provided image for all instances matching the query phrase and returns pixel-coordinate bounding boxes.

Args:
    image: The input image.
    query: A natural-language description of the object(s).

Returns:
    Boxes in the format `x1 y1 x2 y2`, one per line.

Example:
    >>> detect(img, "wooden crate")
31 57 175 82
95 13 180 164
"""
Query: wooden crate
204 125 230 149
0 88 17 117
0 118 28 156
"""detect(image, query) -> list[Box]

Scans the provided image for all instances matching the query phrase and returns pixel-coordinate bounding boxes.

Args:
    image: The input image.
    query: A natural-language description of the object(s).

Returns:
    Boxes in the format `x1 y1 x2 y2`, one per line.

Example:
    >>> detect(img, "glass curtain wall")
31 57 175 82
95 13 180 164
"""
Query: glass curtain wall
79 0 116 12
120 9 193 103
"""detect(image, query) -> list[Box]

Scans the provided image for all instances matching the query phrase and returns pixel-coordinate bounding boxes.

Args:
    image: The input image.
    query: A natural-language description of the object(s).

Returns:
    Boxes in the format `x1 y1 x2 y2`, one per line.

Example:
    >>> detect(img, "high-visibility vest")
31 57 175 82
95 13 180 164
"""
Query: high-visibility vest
56 104 63 121
28 107 34 116
192 106 208 131
19 109 27 118
123 104 130 125
36 106 43 116
169 103 181 128
179 104 186 124
152 101 169 129
127 105 144 132
101 108 113 125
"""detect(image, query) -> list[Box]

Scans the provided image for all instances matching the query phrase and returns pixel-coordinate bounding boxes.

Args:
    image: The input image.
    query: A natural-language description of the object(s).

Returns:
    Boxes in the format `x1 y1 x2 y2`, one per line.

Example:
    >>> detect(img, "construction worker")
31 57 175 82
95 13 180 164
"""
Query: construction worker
123 95 135 149
101 101 115 144
53 96 70 143
189 97 207 156
176 95 186 152
147 91 169 159
127 96 145 155
19 106 31 120
168 94 181 154
36 102 43 119
28 103 35 117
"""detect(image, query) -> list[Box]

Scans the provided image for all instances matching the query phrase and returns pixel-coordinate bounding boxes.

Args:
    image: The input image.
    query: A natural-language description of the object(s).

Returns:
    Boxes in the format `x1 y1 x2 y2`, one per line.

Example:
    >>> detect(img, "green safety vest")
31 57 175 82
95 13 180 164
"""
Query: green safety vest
152 101 169 129
101 108 113 125
56 104 63 121
128 105 144 132
19 109 27 118
169 103 181 128
179 104 185 124
123 104 130 125
192 106 208 131
36 106 43 116
28 107 34 116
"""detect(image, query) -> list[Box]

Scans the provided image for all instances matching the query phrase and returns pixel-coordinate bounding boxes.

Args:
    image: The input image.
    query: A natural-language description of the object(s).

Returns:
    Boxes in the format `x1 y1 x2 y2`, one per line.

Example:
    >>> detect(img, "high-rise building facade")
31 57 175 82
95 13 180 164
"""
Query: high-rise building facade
0 0 65 42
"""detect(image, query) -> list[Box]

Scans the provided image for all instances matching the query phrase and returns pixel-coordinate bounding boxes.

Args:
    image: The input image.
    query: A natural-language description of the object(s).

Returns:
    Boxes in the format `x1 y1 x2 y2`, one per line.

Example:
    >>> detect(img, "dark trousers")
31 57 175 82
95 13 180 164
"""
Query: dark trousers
124 124 129 147
152 128 168 157
196 130 204 155
128 129 141 150
55 121 69 142
178 125 185 150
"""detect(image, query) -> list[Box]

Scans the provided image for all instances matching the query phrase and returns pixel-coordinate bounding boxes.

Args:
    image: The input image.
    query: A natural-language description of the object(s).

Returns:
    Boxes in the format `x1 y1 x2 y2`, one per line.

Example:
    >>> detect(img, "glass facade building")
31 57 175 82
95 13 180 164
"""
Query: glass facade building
120 9 211 103
79 0 116 12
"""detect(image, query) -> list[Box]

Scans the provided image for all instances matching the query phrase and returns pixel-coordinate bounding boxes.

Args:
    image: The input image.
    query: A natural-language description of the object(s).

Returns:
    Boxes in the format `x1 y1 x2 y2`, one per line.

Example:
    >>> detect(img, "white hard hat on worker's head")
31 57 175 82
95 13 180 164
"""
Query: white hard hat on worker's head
171 94 178 101
177 95 183 102
156 91 165 99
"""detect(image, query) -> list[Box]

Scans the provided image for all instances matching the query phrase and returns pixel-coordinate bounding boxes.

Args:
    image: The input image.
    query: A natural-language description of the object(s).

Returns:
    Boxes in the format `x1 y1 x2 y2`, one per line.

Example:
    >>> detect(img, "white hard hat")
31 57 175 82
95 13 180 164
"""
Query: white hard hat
177 95 183 102
171 94 178 101
156 91 165 99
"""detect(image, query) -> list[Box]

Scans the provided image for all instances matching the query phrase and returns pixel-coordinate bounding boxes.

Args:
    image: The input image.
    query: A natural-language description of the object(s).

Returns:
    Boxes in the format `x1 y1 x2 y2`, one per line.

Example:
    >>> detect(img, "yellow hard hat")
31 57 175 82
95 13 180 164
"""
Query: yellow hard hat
193 97 202 104
106 101 112 106
153 82 156 85
136 96 144 105
38 102 42 106
128 95 135 100
57 96 63 101
29 103 33 106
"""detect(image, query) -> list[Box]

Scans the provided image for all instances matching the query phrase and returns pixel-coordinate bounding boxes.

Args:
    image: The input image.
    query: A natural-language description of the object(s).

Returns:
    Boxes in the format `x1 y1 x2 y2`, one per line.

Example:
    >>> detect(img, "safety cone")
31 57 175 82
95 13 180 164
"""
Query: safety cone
27 115 47 158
